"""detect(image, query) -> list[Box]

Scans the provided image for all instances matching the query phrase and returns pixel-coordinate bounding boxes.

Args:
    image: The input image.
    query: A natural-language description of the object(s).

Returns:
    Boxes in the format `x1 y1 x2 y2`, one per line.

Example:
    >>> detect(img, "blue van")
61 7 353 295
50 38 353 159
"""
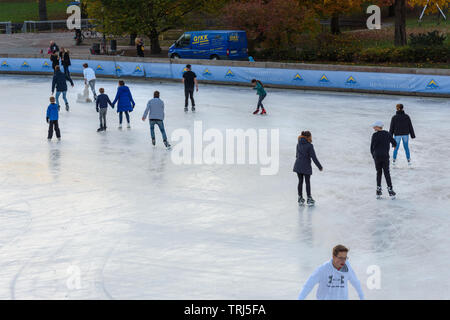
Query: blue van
168 30 248 61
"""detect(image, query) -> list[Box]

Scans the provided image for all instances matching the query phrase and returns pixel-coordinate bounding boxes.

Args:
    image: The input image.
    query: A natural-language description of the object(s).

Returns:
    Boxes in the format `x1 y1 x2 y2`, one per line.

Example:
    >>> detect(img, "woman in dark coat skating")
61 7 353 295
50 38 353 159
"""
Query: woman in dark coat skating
293 131 323 206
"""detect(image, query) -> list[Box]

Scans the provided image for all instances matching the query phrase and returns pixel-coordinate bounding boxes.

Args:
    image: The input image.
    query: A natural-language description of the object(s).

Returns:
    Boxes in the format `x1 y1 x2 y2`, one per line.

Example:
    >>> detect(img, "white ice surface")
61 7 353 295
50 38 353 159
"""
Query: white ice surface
0 74 449 300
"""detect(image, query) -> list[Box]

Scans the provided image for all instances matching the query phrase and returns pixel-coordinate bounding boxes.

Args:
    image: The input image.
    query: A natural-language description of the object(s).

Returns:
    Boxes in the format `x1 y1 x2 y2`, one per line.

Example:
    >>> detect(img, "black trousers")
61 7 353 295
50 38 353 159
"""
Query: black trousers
185 87 195 108
375 158 392 188
297 173 311 197
48 120 61 139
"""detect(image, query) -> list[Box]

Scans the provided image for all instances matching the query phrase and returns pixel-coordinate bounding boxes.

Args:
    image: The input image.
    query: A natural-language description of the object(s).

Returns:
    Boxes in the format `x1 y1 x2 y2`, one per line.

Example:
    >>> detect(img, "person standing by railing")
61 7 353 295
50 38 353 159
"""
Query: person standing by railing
59 48 72 79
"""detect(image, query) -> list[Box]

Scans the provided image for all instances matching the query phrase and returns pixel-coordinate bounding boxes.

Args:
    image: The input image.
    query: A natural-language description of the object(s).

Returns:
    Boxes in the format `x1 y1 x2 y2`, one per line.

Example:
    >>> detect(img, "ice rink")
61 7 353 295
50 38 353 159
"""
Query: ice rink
0 74 449 300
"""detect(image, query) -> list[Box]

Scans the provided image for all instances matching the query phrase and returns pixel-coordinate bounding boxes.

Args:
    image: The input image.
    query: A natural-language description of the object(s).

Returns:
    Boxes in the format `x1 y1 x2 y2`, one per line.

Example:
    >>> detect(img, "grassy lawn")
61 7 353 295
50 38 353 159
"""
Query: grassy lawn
0 1 68 22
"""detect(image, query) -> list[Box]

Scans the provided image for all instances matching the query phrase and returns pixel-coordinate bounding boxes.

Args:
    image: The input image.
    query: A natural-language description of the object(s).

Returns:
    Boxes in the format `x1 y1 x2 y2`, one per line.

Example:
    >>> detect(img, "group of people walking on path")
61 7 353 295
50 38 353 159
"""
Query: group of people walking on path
293 103 416 204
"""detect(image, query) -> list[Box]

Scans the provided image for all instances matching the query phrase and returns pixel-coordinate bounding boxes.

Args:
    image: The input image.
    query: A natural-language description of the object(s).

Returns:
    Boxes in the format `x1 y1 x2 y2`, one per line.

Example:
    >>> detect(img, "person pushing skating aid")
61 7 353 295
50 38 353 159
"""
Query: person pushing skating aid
371 121 397 199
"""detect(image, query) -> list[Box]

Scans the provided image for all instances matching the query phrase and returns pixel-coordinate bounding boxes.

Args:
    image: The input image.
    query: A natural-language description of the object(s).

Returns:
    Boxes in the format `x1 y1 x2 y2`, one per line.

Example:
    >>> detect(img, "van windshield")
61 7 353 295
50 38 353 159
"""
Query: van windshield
177 33 191 47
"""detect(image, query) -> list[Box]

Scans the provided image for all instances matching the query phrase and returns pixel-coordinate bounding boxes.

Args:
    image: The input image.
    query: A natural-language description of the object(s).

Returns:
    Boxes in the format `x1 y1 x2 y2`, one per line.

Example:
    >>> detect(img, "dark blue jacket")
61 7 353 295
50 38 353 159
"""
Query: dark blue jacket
112 85 135 112
389 110 416 138
52 70 73 92
96 94 113 110
371 130 397 160
293 138 322 175
46 103 59 121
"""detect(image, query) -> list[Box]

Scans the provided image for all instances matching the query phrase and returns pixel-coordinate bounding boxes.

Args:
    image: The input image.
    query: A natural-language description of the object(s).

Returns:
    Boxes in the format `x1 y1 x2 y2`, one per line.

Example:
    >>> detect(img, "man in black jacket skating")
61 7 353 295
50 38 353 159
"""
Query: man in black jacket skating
389 104 415 165
52 65 74 111
371 121 397 199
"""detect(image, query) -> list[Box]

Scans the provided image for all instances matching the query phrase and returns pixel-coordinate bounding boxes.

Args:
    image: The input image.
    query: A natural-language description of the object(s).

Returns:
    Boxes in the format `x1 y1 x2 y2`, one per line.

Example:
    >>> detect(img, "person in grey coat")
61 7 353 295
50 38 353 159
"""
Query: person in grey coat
142 91 171 149
293 131 323 206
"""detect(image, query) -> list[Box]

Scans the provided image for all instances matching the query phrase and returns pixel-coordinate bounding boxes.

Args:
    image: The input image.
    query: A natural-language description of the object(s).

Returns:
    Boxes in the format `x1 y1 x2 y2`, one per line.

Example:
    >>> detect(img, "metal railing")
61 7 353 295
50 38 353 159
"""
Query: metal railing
21 19 96 33
0 21 12 34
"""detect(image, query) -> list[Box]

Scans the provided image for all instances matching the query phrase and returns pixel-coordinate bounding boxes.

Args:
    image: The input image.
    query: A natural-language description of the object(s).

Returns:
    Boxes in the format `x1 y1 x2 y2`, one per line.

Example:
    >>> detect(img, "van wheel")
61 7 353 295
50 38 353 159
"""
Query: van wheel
171 53 180 59
210 55 219 60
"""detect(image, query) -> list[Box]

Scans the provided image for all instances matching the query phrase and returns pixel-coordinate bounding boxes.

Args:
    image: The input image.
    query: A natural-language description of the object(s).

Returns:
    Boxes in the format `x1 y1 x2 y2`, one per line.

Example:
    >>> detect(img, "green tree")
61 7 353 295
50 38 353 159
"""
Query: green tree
86 0 211 54
38 0 48 21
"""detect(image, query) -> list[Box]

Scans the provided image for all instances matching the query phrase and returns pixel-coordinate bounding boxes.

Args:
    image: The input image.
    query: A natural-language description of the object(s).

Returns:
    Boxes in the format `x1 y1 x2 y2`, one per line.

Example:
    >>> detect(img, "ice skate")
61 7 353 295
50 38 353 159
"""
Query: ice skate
127 123 131 129
118 124 122 130
392 159 397 167
298 196 305 206
261 108 267 115
387 187 396 200
164 140 172 150
184 107 188 112
253 108 260 115
65 103 69 112
192 106 196 112
306 197 315 206
97 127 104 132
408 159 412 167
152 138 156 146
376 186 382 199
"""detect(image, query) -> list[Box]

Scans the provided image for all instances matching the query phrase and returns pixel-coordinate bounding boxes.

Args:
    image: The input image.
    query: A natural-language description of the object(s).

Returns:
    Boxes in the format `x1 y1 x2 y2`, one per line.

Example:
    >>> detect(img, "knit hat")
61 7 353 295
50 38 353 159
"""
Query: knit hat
372 120 384 128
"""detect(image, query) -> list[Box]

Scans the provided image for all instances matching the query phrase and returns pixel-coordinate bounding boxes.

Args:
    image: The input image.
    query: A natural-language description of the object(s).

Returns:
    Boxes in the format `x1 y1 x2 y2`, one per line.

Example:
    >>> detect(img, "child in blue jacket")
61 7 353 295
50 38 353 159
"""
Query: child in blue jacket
46 96 61 140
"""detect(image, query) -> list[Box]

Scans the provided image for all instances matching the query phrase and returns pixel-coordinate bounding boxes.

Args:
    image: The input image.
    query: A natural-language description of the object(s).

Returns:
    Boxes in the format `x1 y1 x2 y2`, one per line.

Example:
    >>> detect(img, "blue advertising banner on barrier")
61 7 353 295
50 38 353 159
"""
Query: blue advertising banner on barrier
1 57 449 95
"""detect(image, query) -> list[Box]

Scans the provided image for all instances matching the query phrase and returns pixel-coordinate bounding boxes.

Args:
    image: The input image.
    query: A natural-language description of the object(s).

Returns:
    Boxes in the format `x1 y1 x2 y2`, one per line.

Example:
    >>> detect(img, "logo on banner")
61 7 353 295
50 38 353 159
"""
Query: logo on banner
225 69 234 77
96 64 104 71
21 61 31 68
346 76 357 85
203 68 212 76
134 65 143 73
293 73 303 81
42 61 52 69
426 79 439 89
319 74 330 83
181 67 189 75
1 61 9 68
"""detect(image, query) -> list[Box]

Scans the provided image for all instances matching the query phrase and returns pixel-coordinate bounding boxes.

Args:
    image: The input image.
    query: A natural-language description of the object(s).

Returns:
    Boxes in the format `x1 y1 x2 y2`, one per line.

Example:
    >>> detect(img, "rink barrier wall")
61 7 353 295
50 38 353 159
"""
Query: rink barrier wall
0 55 449 98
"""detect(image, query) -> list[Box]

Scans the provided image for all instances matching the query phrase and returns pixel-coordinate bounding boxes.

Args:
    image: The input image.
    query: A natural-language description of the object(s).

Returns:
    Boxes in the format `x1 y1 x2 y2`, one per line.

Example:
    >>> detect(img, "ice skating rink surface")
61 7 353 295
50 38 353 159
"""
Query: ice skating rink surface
0 74 449 299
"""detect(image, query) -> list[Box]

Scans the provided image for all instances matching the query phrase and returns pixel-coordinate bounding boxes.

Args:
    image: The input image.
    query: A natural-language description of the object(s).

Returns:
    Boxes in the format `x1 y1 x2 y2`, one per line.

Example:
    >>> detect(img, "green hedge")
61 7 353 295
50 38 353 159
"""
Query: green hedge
255 45 450 64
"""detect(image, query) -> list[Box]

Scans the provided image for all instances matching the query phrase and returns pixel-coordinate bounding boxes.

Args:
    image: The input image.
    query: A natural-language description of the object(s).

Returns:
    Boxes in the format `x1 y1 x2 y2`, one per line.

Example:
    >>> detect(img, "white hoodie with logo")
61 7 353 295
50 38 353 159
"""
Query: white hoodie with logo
298 259 365 300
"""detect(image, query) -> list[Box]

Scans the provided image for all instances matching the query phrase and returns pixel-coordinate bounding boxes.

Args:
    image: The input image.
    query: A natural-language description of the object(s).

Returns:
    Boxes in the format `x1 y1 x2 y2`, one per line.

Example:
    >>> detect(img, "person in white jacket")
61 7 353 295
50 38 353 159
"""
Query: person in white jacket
83 63 97 101
298 245 365 300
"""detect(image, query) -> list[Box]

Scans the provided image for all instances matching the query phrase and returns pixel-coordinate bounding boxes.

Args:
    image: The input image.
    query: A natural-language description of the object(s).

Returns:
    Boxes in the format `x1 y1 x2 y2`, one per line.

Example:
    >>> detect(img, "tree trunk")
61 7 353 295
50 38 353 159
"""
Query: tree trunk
149 30 162 54
388 4 395 17
129 33 137 46
331 13 340 35
394 0 407 46
38 0 48 21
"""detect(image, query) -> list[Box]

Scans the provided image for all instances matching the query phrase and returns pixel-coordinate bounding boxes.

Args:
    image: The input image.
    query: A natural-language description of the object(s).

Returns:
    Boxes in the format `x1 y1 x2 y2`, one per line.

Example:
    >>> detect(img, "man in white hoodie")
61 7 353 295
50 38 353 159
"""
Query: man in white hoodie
298 245 365 300
83 63 97 101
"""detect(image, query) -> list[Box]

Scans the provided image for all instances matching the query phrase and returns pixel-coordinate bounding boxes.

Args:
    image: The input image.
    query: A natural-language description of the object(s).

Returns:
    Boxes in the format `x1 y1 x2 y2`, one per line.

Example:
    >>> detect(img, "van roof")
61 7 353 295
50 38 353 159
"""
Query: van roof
186 30 246 34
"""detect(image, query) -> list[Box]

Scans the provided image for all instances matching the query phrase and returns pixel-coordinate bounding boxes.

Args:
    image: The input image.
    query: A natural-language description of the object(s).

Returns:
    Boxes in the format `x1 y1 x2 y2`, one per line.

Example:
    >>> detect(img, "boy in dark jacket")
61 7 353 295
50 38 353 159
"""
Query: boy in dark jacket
293 131 323 206
46 97 60 140
389 104 416 165
96 88 113 132
371 121 397 199
52 65 74 111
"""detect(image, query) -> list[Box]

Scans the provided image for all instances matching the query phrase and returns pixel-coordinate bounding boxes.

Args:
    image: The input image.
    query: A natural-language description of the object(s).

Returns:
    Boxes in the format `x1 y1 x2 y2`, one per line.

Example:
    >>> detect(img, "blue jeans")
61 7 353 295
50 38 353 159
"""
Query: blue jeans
55 91 68 107
257 93 266 109
393 135 410 160
150 120 167 141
